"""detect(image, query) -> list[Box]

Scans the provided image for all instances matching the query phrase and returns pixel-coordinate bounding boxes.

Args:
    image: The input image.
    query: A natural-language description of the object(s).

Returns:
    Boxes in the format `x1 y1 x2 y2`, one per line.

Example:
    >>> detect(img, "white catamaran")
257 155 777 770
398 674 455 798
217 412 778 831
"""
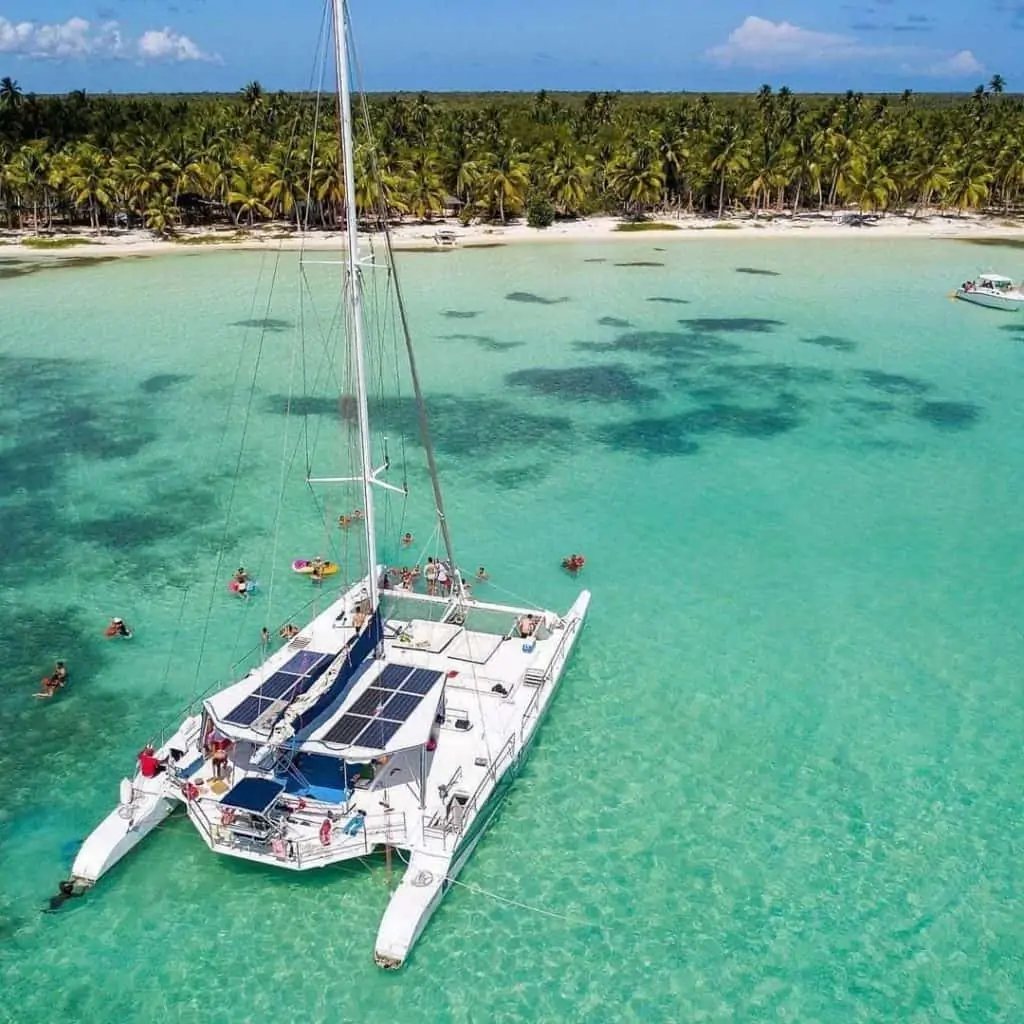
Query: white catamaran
65 0 590 968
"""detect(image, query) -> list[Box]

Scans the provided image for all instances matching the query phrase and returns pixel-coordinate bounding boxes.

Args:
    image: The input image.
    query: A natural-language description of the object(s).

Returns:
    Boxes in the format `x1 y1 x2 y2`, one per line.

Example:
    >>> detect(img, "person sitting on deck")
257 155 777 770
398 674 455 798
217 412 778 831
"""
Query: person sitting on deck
279 624 300 640
517 615 537 639
137 745 165 778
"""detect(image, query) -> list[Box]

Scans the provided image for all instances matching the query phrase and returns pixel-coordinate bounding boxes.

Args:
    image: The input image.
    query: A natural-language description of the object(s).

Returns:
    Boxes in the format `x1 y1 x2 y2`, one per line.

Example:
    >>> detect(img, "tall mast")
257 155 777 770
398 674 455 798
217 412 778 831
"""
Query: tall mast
331 0 378 612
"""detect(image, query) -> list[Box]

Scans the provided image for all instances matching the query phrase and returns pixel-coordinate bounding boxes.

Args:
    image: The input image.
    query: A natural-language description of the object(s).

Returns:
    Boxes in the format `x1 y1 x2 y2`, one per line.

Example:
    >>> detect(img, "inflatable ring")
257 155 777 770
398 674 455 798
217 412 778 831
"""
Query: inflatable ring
292 559 339 577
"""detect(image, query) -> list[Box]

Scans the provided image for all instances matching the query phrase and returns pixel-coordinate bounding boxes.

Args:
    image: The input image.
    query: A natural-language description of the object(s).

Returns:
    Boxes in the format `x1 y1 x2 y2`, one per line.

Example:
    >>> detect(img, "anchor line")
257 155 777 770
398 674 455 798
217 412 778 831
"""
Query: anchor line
390 847 602 930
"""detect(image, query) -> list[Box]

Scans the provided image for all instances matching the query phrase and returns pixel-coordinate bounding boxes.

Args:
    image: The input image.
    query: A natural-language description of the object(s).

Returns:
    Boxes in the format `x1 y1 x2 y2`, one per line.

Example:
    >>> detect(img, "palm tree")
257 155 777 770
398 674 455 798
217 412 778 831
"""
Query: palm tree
227 155 271 225
65 143 113 230
707 122 749 218
481 140 530 224
143 191 179 236
0 77 22 109
607 143 665 217
989 74 1006 96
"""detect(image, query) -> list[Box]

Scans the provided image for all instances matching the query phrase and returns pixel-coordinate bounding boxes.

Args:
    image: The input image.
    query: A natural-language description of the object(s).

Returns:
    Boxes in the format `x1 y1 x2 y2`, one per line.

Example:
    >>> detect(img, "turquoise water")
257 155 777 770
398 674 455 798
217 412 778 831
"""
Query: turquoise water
2 236 1024 1021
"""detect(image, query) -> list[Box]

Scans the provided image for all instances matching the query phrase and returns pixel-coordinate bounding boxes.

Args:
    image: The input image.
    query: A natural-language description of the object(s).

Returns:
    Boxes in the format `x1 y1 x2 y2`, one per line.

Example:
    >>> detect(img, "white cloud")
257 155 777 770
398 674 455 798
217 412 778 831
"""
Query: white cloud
138 28 203 62
706 17 873 68
0 14 217 63
706 16 985 78
926 50 984 77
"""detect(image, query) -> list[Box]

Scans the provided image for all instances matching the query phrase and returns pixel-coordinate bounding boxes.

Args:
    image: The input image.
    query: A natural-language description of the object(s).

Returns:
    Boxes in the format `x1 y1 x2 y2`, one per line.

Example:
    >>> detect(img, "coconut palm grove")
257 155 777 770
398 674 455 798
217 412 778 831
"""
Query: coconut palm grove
0 74 1018 235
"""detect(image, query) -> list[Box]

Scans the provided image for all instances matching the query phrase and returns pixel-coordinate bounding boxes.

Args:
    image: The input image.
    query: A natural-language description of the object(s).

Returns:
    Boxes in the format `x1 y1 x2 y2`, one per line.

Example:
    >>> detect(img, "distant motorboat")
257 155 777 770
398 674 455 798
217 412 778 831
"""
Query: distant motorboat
954 273 1024 312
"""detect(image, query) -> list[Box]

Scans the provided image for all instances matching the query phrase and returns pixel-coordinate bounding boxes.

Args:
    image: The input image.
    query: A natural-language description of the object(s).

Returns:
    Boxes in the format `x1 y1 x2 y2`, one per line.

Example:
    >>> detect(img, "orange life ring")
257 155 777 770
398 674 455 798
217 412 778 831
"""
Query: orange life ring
319 819 332 846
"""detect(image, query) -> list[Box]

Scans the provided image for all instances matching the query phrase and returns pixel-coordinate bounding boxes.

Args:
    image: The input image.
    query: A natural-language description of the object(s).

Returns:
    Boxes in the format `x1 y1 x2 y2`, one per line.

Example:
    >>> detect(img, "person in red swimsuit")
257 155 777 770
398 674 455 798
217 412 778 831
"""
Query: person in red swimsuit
137 746 164 778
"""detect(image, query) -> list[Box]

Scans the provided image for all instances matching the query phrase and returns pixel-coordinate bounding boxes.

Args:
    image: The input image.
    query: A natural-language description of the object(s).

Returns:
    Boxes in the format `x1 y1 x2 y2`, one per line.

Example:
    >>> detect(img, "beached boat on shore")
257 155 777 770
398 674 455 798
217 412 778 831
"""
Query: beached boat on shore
65 0 590 969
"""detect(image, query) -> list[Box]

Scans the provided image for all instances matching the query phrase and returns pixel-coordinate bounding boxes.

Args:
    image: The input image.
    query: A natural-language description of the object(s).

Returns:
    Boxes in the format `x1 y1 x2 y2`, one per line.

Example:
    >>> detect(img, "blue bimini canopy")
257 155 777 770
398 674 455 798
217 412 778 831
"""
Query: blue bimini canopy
221 778 285 815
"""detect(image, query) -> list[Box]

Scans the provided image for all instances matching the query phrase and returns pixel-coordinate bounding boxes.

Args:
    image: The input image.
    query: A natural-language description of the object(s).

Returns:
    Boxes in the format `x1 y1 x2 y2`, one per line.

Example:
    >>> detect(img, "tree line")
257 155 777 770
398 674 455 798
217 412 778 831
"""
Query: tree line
0 74 1018 236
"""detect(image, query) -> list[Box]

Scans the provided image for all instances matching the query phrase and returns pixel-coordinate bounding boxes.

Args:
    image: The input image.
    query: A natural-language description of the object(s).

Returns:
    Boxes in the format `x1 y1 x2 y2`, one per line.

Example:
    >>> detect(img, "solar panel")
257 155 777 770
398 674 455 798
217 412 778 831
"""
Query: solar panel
376 664 414 691
261 672 299 700
322 714 372 745
380 691 424 722
400 668 442 695
284 649 331 676
223 651 336 727
224 695 263 726
349 688 393 717
356 717 403 749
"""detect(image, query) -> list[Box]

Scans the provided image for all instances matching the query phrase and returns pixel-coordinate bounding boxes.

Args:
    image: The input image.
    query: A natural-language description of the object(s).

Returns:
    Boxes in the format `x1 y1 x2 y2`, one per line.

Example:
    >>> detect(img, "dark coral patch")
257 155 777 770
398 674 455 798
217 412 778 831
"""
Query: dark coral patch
914 400 980 429
441 310 480 319
229 318 293 332
858 370 932 395
574 330 745 363
647 297 689 305
140 373 190 393
597 316 632 328
801 335 857 352
440 333 524 352
679 317 783 333
505 364 659 403
735 267 780 276
505 292 569 305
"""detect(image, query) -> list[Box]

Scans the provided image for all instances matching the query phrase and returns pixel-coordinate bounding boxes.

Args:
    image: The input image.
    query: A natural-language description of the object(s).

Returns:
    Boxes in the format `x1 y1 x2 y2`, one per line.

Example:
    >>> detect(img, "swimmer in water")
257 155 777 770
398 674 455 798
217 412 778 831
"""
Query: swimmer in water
476 566 489 581
401 532 414 547
35 661 68 699
45 880 81 913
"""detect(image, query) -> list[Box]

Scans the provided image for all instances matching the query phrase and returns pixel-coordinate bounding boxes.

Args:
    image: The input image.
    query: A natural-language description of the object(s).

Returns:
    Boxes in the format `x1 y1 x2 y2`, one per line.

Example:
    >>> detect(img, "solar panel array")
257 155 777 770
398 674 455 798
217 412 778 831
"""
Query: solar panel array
224 650 335 727
320 664 443 749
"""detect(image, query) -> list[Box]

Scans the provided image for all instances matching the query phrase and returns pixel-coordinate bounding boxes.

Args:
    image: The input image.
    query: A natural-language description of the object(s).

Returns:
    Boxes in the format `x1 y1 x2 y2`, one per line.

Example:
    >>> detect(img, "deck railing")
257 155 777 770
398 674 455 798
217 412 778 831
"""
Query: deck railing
519 616 579 741
422 733 517 850
188 796 407 867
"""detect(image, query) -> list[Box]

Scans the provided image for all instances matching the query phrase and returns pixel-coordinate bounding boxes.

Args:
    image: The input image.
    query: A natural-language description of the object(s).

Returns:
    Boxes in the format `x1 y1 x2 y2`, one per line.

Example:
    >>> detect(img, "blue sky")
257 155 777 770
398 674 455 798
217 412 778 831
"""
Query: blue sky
0 0 1017 94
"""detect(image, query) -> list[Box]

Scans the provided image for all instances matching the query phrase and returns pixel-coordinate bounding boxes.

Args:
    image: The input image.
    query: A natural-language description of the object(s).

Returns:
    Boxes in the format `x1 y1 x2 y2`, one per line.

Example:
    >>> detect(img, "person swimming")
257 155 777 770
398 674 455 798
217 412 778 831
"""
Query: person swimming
106 617 132 638
35 661 68 699
401 532 414 547
476 566 489 580
45 880 82 913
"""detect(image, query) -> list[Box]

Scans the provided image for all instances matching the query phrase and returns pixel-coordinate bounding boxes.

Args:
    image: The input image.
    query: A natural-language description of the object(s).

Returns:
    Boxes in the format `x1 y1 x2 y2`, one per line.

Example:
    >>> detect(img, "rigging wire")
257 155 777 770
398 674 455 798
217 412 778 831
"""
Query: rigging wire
188 8 335 709
348 23 461 591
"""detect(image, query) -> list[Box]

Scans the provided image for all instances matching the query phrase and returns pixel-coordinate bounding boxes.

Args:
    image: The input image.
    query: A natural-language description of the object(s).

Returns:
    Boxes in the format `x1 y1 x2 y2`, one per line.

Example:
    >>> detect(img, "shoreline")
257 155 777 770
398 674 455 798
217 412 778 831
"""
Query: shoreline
2 211 1023 260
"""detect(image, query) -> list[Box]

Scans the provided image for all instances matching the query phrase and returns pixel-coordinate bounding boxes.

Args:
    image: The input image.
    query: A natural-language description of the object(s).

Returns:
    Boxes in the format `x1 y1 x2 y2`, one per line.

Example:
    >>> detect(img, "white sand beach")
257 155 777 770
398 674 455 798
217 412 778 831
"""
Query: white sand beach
2 210 1022 259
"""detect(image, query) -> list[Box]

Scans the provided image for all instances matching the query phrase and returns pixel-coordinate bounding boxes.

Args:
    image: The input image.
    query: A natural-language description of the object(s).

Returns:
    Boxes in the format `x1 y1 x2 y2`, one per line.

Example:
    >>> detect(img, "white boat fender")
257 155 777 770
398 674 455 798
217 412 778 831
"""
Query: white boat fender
119 778 134 808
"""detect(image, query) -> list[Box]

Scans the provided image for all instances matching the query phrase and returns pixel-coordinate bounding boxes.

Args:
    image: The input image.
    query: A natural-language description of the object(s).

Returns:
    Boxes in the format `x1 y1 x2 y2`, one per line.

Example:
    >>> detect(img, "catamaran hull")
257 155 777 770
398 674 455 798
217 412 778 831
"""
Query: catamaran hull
70 788 179 889
69 715 200 891
373 592 591 968
955 290 1024 311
